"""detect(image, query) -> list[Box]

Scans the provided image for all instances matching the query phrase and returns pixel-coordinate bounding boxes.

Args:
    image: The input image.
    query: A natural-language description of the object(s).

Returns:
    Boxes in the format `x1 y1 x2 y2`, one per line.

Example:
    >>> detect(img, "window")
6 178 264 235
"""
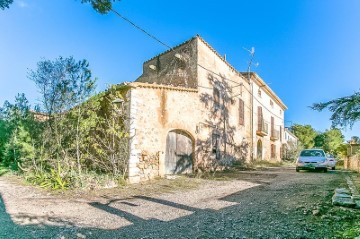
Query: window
258 89 262 97
239 99 245 126
270 100 274 108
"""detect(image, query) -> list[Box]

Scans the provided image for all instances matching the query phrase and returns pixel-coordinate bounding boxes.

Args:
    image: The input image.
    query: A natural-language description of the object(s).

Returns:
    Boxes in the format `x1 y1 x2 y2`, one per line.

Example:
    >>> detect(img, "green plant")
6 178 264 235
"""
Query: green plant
336 221 360 238
25 162 70 190
0 163 9 176
248 159 285 168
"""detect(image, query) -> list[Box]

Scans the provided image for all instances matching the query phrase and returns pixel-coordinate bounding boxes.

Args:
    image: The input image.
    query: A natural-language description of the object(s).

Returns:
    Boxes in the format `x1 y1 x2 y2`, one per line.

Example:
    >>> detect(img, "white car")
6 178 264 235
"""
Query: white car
326 153 337 170
296 149 328 172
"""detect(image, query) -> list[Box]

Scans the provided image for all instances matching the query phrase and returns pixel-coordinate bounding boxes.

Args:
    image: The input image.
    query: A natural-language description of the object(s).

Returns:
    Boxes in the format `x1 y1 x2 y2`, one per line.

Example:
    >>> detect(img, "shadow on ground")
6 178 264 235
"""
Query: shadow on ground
0 169 348 239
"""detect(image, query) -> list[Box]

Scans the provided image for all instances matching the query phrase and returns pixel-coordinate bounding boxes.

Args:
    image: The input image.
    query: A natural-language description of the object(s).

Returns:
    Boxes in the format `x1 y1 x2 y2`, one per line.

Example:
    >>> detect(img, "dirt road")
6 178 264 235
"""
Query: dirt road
0 168 355 238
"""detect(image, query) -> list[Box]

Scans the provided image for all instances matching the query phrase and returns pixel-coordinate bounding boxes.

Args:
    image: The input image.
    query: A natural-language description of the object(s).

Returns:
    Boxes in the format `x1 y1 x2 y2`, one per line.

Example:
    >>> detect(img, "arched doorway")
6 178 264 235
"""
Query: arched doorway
257 139 263 160
165 130 193 174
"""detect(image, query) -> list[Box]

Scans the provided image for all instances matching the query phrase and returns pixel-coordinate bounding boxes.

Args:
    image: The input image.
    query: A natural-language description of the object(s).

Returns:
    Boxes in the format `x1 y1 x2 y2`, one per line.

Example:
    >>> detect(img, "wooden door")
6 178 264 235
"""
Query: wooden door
165 130 193 174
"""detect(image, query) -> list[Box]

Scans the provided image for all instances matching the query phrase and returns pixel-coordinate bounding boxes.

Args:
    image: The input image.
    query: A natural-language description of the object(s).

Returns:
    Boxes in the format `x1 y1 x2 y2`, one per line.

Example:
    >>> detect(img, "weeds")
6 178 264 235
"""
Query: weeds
0 163 9 176
25 162 70 190
243 159 295 170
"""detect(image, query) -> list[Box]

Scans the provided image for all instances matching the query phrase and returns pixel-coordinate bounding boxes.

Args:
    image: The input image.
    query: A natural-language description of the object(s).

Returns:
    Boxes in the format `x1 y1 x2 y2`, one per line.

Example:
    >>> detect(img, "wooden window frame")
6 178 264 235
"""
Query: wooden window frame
239 98 245 126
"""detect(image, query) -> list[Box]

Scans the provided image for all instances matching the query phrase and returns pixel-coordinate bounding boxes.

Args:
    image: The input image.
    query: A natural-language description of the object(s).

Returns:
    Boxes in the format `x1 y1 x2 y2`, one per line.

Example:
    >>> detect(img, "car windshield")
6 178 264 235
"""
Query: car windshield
300 150 325 157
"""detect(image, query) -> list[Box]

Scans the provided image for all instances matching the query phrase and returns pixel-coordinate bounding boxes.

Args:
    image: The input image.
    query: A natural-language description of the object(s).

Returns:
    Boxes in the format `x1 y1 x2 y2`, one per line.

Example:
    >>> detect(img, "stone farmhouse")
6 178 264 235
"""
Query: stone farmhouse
116 35 287 183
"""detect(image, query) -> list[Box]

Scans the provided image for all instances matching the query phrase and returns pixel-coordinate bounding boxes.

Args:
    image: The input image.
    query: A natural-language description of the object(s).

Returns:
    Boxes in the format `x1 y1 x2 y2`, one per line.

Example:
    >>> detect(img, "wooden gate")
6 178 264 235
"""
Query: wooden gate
165 130 193 174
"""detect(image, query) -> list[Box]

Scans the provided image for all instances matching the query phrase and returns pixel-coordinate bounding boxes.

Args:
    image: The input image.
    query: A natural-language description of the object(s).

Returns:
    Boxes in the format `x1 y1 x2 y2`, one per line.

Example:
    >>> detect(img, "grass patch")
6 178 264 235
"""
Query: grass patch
0 163 9 176
246 159 295 169
194 169 244 181
56 175 202 200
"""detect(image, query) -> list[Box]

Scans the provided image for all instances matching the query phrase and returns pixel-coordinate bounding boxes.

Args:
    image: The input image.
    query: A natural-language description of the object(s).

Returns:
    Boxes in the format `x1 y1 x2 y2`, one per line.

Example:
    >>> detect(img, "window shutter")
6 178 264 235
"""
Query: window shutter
239 99 244 125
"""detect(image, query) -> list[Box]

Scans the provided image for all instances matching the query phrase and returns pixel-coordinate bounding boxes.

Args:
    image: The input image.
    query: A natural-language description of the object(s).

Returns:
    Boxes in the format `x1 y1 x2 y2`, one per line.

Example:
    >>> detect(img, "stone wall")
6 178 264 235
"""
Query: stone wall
135 37 198 89
345 154 360 173
127 83 200 183
196 37 252 164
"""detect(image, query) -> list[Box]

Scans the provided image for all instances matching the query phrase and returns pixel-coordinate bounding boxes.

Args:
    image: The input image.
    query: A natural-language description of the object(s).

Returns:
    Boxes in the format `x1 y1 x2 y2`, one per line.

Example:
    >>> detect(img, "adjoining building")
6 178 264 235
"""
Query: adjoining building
283 127 299 160
115 35 287 183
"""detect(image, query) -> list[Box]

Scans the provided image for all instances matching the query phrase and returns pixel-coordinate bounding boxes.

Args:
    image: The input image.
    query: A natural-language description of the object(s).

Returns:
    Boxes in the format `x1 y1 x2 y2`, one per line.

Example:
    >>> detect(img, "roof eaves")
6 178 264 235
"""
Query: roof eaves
240 72 287 110
128 82 198 93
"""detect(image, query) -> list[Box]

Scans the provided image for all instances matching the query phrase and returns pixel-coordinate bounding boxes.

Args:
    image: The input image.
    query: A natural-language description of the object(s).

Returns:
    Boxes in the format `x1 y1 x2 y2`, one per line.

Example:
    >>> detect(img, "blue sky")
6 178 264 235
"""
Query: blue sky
1 0 359 140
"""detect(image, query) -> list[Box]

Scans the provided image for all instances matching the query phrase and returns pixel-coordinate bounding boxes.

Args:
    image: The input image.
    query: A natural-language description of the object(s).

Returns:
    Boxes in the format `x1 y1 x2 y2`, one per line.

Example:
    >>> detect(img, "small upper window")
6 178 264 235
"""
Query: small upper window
258 89 262 97
270 100 274 107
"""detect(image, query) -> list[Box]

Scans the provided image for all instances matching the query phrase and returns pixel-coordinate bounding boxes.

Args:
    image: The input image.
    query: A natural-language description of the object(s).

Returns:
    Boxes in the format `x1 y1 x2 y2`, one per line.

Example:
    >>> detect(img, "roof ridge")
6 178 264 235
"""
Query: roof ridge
143 35 243 78
195 36 241 76
144 35 198 63
144 34 242 76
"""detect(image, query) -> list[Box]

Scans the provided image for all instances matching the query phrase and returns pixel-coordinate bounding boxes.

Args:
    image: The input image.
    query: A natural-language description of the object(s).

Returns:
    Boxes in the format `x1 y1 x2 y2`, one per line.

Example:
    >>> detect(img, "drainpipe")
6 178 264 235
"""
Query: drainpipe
250 78 254 161
245 48 255 162
223 92 226 160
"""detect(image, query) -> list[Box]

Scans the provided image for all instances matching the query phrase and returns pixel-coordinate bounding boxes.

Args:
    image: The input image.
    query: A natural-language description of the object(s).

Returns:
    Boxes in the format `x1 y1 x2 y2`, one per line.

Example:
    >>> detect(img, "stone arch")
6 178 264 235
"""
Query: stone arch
164 129 194 174
257 139 263 160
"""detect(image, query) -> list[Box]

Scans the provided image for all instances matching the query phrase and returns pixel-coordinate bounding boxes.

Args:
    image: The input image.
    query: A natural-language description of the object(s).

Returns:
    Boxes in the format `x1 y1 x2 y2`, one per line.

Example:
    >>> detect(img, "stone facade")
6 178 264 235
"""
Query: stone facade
122 36 287 183
247 73 287 161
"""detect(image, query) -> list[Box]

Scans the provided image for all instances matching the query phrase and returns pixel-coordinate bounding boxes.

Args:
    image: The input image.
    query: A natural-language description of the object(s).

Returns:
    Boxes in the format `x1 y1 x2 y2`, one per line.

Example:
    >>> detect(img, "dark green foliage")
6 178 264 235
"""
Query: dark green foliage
0 0 120 13
311 91 360 128
322 128 344 154
0 0 13 10
314 129 345 155
81 0 120 14
0 94 42 170
290 124 317 149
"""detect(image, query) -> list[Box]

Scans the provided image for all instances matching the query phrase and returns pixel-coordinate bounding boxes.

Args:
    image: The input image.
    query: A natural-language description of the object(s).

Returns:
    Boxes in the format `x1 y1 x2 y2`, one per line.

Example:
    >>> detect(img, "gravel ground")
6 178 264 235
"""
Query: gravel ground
0 167 356 239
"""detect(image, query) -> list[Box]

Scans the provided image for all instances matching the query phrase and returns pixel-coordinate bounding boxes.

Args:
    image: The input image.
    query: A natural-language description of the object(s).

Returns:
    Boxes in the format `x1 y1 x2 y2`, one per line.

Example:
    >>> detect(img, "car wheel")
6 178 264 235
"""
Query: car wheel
296 167 299 172
332 166 336 170
323 168 328 173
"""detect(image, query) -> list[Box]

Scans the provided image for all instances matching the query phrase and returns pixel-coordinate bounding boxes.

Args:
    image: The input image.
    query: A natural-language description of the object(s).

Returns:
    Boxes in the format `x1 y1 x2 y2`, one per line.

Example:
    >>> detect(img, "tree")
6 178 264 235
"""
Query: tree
0 94 40 169
0 0 13 10
350 136 360 144
290 124 317 149
311 91 360 128
1 0 120 13
322 128 344 155
81 0 119 14
28 56 96 174
314 133 325 148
